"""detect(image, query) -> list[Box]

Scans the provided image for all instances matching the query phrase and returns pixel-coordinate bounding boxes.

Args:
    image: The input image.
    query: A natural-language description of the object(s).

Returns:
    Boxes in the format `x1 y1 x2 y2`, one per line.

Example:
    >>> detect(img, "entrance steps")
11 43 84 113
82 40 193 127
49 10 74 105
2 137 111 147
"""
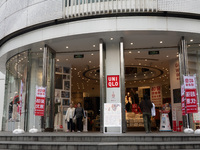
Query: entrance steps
0 132 199 150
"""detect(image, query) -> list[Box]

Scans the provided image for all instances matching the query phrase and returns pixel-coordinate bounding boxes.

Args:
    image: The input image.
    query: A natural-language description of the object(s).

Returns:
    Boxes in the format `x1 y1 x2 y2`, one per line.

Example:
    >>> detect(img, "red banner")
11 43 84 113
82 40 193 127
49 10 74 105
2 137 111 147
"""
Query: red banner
35 86 46 116
185 89 198 114
107 75 120 88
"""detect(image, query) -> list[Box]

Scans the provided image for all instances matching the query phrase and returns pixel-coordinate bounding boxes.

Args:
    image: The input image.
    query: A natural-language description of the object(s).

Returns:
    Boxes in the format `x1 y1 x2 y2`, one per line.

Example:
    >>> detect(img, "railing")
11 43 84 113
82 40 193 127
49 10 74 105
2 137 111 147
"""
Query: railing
65 0 158 18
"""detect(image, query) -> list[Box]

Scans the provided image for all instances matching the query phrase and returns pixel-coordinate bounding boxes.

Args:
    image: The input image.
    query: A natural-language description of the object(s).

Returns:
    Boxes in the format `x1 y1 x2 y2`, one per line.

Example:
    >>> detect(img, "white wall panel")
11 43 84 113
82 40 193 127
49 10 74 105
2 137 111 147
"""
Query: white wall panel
28 0 47 6
0 2 6 23
27 0 62 26
4 9 28 36
0 0 6 7
5 0 28 18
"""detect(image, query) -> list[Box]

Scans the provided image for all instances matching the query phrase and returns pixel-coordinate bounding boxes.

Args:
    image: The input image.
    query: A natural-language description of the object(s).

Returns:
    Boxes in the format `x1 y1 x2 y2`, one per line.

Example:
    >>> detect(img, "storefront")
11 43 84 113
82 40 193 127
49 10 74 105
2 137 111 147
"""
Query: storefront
1 35 200 133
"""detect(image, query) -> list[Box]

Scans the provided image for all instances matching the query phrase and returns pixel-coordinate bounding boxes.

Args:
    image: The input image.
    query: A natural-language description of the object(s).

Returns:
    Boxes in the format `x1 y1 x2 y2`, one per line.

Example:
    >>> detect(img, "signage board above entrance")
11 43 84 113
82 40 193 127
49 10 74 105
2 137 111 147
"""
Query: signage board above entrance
107 75 120 88
148 51 159 55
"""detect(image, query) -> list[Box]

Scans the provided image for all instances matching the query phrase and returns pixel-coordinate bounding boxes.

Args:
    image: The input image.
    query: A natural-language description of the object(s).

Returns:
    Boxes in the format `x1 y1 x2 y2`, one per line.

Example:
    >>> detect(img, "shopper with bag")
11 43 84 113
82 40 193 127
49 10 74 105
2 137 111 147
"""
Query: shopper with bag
74 102 86 132
65 103 75 132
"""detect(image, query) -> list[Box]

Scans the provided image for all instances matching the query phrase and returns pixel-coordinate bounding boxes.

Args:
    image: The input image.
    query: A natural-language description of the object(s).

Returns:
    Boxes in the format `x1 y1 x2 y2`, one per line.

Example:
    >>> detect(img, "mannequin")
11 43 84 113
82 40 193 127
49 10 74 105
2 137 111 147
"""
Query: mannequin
125 92 132 112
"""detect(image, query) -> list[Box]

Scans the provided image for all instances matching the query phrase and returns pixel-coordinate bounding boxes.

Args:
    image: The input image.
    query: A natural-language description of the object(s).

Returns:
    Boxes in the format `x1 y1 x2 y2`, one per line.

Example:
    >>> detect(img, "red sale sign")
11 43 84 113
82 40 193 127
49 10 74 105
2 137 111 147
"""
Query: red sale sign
185 89 198 114
35 86 46 116
107 75 120 88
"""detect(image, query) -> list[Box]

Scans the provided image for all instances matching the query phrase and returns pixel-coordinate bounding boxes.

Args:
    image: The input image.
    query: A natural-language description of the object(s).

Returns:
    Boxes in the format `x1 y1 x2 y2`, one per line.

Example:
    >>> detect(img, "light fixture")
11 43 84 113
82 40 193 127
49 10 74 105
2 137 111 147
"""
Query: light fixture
91 53 94 56
166 55 169 57
130 43 133 45
190 39 193 42
188 45 191 47
93 45 96 47
56 59 59 61
129 51 132 54
40 48 43 50
138 51 140 53
89 61 91 63
139 63 141 65
110 38 113 40
160 41 163 44
66 46 69 49
66 59 68 61
145 59 147 61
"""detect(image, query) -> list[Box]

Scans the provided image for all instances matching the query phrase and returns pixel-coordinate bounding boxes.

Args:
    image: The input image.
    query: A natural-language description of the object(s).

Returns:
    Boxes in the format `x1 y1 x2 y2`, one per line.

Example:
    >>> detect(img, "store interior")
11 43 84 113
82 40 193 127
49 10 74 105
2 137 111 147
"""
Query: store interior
54 46 179 131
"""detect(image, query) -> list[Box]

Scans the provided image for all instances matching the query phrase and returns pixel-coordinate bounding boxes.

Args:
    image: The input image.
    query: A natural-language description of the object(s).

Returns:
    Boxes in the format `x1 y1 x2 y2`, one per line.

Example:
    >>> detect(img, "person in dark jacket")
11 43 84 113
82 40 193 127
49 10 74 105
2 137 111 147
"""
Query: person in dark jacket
139 94 153 133
74 102 86 132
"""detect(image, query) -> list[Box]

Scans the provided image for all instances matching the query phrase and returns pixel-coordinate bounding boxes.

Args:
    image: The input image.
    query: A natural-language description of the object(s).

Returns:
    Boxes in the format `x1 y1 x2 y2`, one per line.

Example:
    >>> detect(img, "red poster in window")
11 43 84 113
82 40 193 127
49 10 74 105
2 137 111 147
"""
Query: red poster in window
185 89 198 114
107 75 120 88
35 86 46 116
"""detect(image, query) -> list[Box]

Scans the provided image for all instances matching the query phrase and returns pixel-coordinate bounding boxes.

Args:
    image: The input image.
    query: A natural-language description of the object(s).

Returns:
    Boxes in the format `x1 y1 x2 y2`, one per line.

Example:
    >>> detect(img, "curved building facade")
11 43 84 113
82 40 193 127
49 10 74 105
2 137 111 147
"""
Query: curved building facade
1 0 200 133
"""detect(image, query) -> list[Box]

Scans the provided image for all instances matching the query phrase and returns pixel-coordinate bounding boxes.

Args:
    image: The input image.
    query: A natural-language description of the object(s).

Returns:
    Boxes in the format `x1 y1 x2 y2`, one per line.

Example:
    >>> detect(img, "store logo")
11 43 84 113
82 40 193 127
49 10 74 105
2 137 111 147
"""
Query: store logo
107 75 120 88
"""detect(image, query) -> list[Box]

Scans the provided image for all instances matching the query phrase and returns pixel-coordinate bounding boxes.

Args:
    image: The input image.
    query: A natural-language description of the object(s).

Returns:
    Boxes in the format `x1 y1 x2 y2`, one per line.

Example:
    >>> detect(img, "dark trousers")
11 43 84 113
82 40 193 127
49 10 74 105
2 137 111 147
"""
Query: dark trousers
67 118 74 131
76 117 83 131
143 112 151 132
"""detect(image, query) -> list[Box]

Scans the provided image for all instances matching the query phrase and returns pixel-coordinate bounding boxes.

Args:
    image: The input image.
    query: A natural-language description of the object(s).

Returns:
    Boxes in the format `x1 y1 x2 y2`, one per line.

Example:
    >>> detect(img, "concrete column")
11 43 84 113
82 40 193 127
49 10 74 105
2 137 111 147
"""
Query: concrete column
104 39 122 133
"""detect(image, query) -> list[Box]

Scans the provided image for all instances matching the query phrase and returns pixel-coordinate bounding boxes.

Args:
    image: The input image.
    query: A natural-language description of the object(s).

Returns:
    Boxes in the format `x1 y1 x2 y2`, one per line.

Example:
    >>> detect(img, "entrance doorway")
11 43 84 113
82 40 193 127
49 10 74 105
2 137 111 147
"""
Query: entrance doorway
124 48 180 132
54 51 100 132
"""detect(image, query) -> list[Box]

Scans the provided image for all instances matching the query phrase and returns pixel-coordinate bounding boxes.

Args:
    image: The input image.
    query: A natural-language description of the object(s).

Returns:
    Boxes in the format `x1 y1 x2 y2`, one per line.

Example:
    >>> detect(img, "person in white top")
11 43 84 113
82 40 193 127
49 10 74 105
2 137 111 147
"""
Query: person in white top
65 103 75 132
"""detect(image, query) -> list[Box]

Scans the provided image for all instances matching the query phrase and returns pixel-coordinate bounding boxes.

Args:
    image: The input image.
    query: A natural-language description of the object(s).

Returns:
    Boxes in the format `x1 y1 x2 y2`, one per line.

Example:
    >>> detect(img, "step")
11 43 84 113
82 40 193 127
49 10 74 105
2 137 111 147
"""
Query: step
0 141 200 150
0 132 200 142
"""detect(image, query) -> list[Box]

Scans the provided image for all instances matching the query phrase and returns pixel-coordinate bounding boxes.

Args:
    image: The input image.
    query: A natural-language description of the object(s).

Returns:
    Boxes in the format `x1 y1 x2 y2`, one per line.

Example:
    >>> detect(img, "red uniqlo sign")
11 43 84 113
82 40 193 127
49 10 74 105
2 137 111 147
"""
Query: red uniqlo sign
185 89 198 114
35 86 46 116
181 85 186 116
107 75 120 88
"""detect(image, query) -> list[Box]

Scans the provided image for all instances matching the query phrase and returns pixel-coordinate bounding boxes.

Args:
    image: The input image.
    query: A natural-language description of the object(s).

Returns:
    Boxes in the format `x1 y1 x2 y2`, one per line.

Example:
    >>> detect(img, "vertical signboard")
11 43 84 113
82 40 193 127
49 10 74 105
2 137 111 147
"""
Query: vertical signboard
35 86 46 116
183 75 198 114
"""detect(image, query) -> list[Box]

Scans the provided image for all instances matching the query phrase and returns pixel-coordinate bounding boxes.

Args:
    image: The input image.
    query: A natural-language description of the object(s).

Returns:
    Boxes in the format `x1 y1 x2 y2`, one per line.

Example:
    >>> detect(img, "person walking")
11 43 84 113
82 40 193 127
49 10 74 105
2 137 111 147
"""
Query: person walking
65 103 75 132
139 94 153 133
74 102 86 132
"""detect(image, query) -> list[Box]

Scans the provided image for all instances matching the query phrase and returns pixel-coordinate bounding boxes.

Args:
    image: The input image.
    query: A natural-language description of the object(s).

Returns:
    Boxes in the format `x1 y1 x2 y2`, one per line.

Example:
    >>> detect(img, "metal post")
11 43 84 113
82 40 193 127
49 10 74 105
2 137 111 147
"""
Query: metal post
41 46 48 131
120 37 126 133
100 39 105 133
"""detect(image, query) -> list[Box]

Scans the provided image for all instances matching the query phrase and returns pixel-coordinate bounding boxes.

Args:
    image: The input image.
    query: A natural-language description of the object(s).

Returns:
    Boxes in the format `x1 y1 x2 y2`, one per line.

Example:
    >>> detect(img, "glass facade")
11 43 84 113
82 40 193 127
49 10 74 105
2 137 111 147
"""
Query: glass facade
2 48 55 132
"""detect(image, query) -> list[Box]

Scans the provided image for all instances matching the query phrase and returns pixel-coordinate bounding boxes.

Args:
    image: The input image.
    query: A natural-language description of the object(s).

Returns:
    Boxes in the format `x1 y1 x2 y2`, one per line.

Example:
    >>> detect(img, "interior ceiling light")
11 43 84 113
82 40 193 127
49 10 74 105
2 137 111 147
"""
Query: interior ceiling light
188 45 191 47
130 43 133 45
56 59 59 61
91 53 94 56
66 59 68 61
89 61 91 63
166 55 169 57
129 51 132 54
66 46 69 49
40 48 43 50
110 38 113 40
138 51 140 53
160 41 163 44
145 59 147 61
190 39 193 42
93 45 95 47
